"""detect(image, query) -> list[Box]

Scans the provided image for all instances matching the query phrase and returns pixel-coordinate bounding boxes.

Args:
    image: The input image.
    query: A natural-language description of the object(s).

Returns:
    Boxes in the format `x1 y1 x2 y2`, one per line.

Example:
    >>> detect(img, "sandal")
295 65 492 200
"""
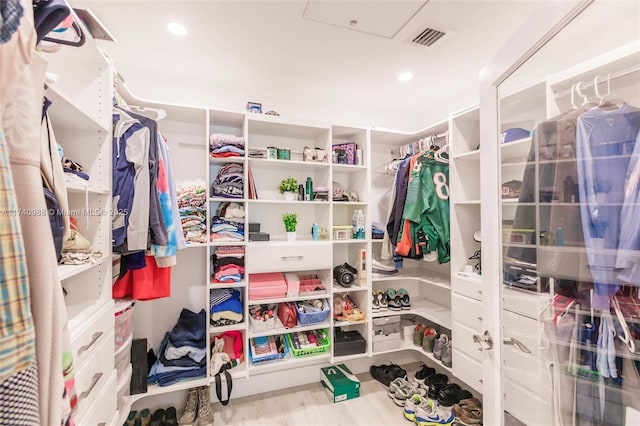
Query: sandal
398 288 411 309
345 307 365 322
453 398 483 425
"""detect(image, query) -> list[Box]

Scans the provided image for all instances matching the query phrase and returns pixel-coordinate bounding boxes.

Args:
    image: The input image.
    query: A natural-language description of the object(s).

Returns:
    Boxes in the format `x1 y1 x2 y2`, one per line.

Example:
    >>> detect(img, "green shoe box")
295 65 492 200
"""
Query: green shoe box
320 364 360 403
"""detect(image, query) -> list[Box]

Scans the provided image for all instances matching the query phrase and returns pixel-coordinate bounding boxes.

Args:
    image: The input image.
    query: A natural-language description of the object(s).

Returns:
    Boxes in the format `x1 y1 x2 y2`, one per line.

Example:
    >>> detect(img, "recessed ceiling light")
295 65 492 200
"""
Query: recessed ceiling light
397 72 413 81
167 22 187 36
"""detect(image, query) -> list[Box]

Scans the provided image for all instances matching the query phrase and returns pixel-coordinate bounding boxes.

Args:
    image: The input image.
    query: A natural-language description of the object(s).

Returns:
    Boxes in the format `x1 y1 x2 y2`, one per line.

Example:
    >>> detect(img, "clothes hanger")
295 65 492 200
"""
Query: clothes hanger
570 84 578 109
575 82 590 106
611 295 637 353
42 19 86 47
126 105 167 121
596 73 624 108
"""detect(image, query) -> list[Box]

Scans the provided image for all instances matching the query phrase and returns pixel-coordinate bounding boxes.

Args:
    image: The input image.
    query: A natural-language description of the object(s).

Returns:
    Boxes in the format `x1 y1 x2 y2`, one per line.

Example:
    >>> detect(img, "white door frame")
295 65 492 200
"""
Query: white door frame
478 1 593 424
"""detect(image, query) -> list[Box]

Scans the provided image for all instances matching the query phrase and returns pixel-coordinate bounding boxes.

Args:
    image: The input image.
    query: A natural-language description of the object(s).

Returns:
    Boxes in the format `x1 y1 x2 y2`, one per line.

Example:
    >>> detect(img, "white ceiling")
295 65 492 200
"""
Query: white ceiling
75 0 542 130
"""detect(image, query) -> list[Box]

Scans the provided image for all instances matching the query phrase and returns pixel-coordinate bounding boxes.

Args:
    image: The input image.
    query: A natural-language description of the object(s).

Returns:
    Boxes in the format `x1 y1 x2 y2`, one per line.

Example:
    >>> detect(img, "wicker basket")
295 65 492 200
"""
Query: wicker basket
295 299 330 325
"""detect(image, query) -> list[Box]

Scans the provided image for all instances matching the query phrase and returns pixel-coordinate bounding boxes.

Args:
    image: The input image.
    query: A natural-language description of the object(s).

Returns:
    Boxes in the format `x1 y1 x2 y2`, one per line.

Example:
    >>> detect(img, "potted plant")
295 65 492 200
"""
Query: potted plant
278 177 298 201
282 212 298 242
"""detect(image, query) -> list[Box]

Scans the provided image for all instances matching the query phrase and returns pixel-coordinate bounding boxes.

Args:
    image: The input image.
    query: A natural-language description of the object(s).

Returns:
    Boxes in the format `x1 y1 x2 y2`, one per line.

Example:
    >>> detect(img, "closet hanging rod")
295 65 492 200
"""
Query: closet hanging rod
553 65 640 99
389 131 448 156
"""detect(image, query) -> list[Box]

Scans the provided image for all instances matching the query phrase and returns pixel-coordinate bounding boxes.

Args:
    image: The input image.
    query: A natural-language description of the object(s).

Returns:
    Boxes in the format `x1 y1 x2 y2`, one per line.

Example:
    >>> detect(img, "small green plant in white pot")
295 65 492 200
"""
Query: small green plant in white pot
278 177 298 201
282 212 298 242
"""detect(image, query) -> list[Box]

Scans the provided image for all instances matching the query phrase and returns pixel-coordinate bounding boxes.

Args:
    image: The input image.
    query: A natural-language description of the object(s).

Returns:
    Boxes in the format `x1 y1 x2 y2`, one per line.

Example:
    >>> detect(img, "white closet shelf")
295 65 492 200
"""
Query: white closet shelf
372 272 451 290
372 297 451 330
453 200 481 205
209 281 246 289
373 340 453 373
209 323 246 334
58 255 109 281
247 291 330 305
209 241 245 247
247 240 331 247
501 137 532 161
333 201 368 207
65 181 109 195
332 285 369 293
128 377 210 404
247 199 329 205
248 158 330 170
184 242 208 249
453 272 482 285
332 164 367 173
45 83 109 133
334 319 367 327
332 238 369 244
332 352 369 362
452 149 480 160
248 318 330 338
248 352 331 375
209 156 245 164
209 197 245 203
501 198 520 204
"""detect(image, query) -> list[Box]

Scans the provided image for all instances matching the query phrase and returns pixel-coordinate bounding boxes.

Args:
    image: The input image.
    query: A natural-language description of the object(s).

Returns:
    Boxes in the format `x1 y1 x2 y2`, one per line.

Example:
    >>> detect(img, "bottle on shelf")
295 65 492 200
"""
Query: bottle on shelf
355 210 365 239
305 177 313 201
312 223 319 241
352 210 357 238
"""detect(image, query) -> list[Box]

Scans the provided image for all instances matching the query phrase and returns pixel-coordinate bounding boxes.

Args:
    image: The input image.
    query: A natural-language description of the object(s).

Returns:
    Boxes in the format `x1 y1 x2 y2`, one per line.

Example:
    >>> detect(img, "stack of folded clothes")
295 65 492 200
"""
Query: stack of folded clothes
371 222 385 240
211 164 243 199
211 246 245 283
61 218 102 265
210 202 245 242
148 309 206 387
210 289 243 327
177 181 207 244
62 157 90 183
209 133 245 158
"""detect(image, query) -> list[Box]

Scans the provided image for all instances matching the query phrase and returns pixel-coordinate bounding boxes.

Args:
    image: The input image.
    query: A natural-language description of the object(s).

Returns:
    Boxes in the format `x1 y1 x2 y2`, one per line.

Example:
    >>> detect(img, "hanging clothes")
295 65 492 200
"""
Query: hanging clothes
2 29 75 426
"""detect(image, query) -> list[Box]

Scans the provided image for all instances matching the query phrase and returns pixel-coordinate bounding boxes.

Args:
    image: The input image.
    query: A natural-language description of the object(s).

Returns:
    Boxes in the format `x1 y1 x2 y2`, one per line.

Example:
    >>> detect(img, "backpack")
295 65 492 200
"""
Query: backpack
277 302 298 329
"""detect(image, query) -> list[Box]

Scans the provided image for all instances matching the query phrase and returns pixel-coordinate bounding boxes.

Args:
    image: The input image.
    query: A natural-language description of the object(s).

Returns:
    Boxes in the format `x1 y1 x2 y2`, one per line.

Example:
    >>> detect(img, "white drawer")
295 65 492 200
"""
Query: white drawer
452 322 482 363
452 294 482 331
74 329 115 421
503 345 551 395
70 300 114 368
502 287 551 320
76 369 117 426
502 310 545 358
451 273 483 302
247 242 332 273
504 378 552 426
452 350 482 393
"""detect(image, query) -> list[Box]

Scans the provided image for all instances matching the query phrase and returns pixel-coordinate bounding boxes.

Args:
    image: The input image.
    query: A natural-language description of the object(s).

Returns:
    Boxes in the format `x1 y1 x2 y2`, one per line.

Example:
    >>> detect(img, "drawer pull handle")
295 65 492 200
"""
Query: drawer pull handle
97 423 106 426
472 330 493 351
77 331 103 356
503 336 532 353
281 256 303 260
79 372 102 402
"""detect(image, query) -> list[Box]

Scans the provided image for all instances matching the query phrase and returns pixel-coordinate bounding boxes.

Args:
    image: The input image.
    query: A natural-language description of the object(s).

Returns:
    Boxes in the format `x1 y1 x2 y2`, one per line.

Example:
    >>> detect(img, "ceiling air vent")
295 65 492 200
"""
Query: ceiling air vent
411 27 446 47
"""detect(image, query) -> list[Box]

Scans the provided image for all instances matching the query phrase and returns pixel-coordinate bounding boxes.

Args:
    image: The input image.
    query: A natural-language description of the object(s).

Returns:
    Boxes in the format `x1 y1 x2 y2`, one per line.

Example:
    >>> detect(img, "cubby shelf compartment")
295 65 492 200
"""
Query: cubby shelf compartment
372 297 451 330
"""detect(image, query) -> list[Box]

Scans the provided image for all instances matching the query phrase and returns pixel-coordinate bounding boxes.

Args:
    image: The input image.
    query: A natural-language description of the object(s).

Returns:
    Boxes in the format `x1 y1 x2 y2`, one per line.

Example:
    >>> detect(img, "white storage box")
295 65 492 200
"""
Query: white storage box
114 299 135 351
116 363 132 412
401 319 416 344
373 315 401 337
114 334 132 382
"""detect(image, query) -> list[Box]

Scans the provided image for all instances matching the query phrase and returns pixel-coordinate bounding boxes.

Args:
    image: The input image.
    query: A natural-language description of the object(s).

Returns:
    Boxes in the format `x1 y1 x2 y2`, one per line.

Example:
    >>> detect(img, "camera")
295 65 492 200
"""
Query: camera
333 263 357 287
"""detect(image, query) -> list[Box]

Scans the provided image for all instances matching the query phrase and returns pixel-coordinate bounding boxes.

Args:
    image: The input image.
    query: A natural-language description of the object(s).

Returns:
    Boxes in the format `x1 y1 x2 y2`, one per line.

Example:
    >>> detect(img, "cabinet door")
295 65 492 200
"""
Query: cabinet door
481 1 640 425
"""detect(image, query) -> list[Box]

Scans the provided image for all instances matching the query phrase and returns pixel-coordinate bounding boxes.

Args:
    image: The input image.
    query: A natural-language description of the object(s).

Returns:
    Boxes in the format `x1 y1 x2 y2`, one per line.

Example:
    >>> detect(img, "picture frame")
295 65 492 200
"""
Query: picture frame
247 101 262 114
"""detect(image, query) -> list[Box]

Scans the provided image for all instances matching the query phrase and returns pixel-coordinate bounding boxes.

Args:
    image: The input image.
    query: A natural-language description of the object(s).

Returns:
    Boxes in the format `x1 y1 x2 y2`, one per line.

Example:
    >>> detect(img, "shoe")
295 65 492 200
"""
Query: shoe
414 324 425 346
386 288 402 311
442 340 452 367
369 364 406 387
372 291 380 313
126 411 138 426
433 334 450 360
164 407 178 426
178 387 198 425
453 398 483 425
426 373 449 399
377 292 388 311
414 364 436 385
403 393 424 422
149 409 165 426
415 398 455 426
140 409 151 426
196 386 214 426
398 288 411 309
422 327 438 353
387 378 424 406
437 383 461 407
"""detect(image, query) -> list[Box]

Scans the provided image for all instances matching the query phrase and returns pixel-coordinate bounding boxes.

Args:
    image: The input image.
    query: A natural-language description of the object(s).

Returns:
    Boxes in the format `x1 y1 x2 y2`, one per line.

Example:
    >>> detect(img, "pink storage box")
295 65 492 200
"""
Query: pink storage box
284 273 300 297
249 272 287 300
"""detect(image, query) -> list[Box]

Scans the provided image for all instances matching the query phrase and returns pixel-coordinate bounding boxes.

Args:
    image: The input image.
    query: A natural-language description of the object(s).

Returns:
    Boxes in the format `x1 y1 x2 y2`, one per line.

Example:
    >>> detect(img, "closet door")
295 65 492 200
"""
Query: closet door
480 1 640 425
